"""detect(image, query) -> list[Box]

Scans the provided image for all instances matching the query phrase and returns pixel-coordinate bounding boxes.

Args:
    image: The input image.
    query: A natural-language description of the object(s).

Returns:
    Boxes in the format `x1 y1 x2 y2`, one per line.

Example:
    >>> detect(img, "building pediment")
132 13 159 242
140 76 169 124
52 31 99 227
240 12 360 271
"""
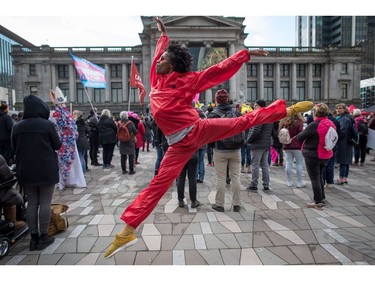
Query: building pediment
141 16 245 30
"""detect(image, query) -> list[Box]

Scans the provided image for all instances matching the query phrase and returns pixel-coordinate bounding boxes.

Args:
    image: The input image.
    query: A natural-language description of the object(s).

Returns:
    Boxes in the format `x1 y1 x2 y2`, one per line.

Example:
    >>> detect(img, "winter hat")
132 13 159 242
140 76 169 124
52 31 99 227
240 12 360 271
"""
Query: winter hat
254 99 266 107
50 86 67 105
215 89 229 104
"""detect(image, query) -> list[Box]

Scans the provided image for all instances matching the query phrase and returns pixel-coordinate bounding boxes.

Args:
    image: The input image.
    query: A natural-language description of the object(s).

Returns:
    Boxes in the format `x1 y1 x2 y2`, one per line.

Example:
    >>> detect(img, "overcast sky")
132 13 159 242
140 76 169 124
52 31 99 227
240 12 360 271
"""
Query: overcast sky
0 16 296 47
2 0 366 48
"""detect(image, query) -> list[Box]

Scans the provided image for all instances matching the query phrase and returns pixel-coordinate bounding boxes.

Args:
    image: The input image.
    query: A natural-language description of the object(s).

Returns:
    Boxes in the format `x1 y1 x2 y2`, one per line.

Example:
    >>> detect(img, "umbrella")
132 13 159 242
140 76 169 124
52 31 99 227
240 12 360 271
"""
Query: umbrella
348 104 356 113
364 104 375 113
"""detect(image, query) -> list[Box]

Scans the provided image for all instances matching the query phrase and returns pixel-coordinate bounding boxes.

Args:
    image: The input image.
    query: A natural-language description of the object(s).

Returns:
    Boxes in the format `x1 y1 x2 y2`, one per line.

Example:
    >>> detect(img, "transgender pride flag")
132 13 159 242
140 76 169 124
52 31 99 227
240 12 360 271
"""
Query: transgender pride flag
70 53 107 88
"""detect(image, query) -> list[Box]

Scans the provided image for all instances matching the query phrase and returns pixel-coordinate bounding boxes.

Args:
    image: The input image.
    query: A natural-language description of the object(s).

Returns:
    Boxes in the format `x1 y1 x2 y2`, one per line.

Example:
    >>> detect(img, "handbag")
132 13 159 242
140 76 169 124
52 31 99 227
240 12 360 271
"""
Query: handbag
48 204 69 236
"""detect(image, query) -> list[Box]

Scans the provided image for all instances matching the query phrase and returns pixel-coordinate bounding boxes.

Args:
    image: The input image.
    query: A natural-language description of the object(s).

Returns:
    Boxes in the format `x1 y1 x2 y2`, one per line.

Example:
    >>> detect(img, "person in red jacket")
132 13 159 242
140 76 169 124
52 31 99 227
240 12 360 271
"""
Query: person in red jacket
104 16 313 258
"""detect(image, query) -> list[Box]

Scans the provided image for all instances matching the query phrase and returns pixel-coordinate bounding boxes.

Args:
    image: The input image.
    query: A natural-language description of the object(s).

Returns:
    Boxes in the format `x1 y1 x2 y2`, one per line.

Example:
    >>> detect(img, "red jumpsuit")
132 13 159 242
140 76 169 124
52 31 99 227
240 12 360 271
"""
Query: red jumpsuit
121 34 287 228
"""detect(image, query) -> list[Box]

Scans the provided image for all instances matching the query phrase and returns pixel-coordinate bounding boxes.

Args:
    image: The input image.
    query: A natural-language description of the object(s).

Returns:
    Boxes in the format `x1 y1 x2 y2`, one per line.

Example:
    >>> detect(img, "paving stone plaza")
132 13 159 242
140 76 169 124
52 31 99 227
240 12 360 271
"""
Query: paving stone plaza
1 146 375 271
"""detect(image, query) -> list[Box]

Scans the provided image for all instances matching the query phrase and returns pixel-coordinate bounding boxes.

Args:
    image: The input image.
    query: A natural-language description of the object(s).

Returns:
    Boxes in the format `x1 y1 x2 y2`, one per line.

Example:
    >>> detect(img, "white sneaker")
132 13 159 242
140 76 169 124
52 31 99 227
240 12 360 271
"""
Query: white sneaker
296 181 306 188
286 180 293 187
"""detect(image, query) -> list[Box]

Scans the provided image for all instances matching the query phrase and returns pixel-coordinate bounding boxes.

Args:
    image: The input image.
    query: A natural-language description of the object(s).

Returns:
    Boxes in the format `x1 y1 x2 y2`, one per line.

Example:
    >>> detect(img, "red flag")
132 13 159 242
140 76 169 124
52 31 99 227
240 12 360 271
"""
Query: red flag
130 60 146 106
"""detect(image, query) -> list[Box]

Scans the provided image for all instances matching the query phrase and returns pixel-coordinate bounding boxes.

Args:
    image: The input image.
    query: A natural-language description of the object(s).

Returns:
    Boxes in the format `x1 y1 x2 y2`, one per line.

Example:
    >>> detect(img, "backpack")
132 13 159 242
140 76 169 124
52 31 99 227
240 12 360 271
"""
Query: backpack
357 119 368 135
214 109 245 149
324 126 338 151
278 127 294 144
117 121 132 142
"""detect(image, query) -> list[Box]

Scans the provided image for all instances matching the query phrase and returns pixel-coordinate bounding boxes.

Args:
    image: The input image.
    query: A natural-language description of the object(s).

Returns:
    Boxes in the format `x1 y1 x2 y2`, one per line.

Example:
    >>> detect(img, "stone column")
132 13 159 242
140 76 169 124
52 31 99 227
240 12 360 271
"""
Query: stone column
258 63 264 99
228 42 236 99
291 63 297 100
275 63 280 99
69 65 76 102
307 63 313 99
122 63 128 102
105 64 110 102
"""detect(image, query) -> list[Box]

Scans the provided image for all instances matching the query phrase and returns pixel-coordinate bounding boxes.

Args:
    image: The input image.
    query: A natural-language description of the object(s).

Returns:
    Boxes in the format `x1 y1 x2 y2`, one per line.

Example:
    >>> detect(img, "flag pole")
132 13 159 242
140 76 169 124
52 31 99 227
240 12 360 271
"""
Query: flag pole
84 87 98 121
128 56 134 112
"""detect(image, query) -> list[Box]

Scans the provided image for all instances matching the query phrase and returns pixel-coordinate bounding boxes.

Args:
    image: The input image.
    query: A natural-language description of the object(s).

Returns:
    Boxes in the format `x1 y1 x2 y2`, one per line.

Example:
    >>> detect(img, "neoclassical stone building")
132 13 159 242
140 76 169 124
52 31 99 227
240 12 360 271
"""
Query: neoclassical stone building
11 16 364 115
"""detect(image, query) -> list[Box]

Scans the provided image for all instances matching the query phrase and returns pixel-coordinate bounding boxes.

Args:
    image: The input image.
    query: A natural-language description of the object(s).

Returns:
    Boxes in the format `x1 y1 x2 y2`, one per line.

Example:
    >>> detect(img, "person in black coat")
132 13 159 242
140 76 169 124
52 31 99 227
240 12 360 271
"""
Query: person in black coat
0 102 14 165
73 110 90 174
11 95 62 251
87 108 101 166
98 109 117 169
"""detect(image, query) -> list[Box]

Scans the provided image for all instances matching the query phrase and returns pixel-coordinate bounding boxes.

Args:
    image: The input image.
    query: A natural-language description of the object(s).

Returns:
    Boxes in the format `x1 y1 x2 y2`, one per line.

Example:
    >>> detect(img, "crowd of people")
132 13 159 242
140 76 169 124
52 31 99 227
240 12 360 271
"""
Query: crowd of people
1 16 375 260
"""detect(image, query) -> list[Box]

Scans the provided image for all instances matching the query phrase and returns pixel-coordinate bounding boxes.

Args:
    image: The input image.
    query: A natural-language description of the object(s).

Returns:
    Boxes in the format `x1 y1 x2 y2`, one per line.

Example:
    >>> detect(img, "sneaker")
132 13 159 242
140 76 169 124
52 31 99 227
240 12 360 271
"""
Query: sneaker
325 183 334 188
212 204 224 212
122 170 128 175
233 205 241 212
321 199 328 205
178 200 185 208
263 186 270 191
334 179 344 185
307 202 324 210
286 180 293 187
129 171 136 175
286 101 314 116
104 233 138 259
241 166 245 173
296 180 307 188
191 201 200 208
246 186 258 191
108 164 115 168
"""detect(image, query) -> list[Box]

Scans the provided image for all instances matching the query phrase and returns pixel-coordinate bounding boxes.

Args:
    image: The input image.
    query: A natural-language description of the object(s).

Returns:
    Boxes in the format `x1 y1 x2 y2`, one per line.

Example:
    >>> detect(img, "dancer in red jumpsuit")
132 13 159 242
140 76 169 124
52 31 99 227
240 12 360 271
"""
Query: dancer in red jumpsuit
104 17 313 258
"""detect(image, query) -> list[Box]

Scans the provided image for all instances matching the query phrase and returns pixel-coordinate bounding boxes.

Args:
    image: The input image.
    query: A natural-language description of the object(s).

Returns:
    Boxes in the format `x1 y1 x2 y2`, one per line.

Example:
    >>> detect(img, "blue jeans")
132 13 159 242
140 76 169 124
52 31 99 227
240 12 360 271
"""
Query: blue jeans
154 144 164 175
284 150 304 183
323 153 335 184
78 150 86 174
196 148 206 181
206 146 213 164
241 145 251 167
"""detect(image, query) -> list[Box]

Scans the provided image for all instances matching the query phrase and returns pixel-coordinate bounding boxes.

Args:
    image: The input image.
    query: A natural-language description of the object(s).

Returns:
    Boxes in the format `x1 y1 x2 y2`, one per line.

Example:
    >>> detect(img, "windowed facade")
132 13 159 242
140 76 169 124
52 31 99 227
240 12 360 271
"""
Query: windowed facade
58 83 70 102
29 64 36 76
247 81 257 101
264 81 273 101
247 64 257 77
30 85 38 95
341 63 348 74
297 64 306 77
94 88 105 103
111 64 122 78
111 82 123 103
312 64 322 77
280 81 290 100
297 81 306 100
76 83 87 103
313 81 322 100
340 82 348 99
280 64 290 77
57 65 69 79
264 64 273 77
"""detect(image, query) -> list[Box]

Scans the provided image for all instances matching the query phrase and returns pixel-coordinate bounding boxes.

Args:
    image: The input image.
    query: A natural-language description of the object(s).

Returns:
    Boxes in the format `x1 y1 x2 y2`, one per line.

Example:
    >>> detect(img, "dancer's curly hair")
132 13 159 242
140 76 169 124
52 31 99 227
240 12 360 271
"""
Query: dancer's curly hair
166 43 193 73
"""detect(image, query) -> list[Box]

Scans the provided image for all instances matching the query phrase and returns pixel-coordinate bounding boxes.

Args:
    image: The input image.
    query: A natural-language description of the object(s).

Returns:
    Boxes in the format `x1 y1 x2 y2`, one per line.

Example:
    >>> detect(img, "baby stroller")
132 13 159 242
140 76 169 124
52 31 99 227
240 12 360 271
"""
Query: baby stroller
0 157 28 258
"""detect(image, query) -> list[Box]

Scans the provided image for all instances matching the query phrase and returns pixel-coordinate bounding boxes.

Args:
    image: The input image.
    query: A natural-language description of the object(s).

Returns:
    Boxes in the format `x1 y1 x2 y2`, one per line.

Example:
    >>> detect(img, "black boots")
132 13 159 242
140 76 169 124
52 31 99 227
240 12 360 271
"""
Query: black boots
30 233 39 251
30 233 55 251
37 234 55 250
